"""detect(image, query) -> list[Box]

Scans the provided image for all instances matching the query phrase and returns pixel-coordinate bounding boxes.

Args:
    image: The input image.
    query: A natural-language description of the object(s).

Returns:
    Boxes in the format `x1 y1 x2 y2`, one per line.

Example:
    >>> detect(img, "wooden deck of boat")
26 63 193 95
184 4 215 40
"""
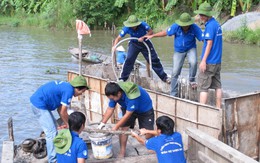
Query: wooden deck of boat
80 131 157 163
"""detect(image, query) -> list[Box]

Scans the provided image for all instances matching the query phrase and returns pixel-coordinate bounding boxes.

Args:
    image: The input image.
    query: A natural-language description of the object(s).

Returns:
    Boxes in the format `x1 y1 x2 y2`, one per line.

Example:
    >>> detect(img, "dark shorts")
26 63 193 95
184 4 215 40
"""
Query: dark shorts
121 108 154 130
198 64 222 92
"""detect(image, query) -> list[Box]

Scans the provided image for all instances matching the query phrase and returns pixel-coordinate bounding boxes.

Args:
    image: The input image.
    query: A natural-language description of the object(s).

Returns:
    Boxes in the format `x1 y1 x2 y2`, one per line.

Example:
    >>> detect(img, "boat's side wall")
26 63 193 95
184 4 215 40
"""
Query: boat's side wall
186 127 258 163
224 92 260 160
68 71 223 150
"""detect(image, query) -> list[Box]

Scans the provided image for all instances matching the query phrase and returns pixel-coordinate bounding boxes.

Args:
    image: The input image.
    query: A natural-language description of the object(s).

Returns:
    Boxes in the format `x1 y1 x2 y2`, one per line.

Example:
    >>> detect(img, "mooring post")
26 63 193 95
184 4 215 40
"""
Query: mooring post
8 117 14 141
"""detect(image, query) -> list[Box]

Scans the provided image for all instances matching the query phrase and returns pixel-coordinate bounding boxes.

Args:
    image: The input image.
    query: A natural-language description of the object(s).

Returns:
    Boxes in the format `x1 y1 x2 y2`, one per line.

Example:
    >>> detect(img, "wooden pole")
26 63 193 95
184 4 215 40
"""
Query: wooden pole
8 117 14 141
78 34 83 75
83 128 138 135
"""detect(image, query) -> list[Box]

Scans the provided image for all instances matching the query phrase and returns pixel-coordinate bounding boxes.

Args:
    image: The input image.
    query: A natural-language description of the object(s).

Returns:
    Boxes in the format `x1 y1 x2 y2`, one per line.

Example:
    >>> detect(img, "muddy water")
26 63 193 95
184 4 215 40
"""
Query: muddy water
0 27 259 155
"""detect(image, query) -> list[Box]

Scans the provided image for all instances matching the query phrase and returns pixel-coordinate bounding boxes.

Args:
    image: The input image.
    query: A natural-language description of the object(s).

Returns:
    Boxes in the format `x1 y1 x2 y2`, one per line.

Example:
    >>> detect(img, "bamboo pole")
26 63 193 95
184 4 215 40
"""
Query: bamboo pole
83 128 138 135
78 34 83 75
8 117 14 141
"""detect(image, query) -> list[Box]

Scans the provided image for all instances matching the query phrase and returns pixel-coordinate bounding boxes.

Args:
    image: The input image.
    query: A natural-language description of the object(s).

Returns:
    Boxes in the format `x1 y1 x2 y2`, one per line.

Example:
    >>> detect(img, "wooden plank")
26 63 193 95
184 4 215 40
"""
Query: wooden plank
8 118 14 141
157 95 176 117
176 100 197 122
1 141 14 163
186 127 258 163
198 106 221 129
198 151 218 163
224 94 260 159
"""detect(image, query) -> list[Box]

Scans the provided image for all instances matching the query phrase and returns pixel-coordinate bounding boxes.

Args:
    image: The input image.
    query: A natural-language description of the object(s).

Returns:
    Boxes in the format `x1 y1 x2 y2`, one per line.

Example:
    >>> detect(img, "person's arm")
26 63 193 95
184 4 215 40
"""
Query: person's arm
112 110 133 130
138 29 155 42
199 40 213 73
131 131 146 145
101 107 115 124
139 128 158 136
144 30 167 41
58 105 69 128
77 158 85 163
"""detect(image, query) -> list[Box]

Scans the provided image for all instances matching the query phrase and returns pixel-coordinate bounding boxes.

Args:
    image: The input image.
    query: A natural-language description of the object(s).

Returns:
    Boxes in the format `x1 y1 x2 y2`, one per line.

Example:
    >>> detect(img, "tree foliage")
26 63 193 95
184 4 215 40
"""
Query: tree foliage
0 0 259 29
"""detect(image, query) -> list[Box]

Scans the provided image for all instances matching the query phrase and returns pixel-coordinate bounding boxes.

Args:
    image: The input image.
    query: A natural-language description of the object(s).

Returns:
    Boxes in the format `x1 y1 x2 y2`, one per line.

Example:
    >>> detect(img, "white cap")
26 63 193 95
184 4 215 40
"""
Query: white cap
116 45 125 52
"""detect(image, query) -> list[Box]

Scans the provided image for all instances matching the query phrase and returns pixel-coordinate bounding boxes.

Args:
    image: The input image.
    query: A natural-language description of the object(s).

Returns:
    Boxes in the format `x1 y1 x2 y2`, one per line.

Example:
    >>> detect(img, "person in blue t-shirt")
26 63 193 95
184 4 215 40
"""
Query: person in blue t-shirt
144 13 202 97
98 81 154 157
131 116 186 163
112 15 170 83
194 2 223 108
54 111 88 163
116 45 127 66
30 76 89 163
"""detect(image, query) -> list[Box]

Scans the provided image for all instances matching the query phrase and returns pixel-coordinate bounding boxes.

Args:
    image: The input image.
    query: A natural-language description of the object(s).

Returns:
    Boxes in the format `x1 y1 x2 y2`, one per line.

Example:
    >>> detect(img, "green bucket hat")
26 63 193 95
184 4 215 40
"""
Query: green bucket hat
175 13 194 26
123 15 142 27
194 2 215 17
118 81 140 99
70 75 90 89
53 129 72 154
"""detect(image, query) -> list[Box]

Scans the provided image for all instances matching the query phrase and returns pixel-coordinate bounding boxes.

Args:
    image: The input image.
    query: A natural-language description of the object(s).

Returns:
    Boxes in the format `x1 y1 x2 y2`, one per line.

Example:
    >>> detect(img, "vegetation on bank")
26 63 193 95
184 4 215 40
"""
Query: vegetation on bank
0 0 259 30
224 27 260 46
0 0 259 46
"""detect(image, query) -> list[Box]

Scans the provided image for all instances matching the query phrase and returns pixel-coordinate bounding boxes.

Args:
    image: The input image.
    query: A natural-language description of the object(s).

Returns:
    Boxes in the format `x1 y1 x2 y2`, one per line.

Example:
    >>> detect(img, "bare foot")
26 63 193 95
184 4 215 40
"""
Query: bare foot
117 153 125 158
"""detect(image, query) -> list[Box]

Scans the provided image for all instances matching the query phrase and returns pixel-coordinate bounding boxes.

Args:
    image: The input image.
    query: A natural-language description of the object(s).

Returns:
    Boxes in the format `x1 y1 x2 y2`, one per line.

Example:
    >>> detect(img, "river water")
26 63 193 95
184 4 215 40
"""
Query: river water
0 26 259 155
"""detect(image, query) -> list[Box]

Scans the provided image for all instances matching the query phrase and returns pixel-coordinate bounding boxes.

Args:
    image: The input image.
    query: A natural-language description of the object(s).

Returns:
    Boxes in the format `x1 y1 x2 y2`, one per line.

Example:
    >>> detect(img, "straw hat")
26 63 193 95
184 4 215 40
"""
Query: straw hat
123 15 142 27
116 45 125 52
70 76 90 89
194 2 215 17
118 81 140 99
175 13 194 26
53 129 72 154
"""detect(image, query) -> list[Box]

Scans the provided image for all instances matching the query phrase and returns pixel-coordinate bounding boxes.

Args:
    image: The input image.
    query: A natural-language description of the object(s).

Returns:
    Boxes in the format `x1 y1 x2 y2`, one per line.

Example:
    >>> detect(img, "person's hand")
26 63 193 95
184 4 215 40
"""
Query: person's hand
139 128 147 135
131 130 138 137
57 124 68 130
144 35 153 41
199 61 207 73
97 122 105 130
112 126 118 131
138 37 145 42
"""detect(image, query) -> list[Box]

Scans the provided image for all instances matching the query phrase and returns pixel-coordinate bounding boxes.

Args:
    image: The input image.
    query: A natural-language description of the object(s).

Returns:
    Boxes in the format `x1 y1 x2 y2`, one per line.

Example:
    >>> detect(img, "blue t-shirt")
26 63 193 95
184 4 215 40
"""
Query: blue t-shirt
108 86 152 113
201 18 223 64
116 51 127 64
119 22 151 42
167 23 202 53
57 131 88 163
146 132 186 163
30 81 74 110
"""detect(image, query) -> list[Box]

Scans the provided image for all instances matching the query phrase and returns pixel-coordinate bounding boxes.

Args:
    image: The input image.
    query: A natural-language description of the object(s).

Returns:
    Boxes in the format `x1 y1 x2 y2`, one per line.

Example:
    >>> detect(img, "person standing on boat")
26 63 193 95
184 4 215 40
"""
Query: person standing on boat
144 13 202 97
30 76 89 163
112 15 170 83
194 2 223 108
98 81 154 157
131 116 186 163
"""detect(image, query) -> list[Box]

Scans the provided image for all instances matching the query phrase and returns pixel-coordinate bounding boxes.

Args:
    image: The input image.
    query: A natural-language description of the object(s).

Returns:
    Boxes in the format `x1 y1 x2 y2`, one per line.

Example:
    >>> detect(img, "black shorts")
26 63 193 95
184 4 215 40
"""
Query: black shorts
121 108 154 130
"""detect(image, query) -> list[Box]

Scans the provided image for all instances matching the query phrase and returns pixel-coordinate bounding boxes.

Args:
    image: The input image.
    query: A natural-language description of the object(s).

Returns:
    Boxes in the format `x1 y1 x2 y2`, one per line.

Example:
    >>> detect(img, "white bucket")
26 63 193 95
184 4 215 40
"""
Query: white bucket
89 133 113 159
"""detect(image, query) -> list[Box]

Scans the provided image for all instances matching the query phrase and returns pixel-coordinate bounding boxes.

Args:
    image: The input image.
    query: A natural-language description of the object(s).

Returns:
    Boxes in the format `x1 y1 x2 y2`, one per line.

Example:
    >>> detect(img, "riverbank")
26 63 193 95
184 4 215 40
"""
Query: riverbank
223 27 260 46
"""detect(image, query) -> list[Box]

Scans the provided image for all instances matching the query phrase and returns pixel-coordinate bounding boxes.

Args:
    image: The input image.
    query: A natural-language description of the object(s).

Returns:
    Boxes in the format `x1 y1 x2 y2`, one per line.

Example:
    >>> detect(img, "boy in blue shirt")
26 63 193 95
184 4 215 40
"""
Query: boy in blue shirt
30 76 89 163
54 111 88 163
112 15 170 83
194 2 223 108
98 81 154 157
131 116 186 163
144 13 202 97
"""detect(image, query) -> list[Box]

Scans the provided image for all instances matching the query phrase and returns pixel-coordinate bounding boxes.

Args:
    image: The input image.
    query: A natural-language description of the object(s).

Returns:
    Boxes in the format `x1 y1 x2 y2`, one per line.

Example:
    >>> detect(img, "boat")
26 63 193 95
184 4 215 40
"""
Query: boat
2 71 259 163
68 47 109 64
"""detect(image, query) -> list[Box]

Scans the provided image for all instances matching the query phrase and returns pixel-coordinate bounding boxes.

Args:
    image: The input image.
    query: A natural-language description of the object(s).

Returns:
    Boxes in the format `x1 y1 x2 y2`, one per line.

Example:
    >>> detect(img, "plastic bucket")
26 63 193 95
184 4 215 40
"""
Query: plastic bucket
88 123 113 159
